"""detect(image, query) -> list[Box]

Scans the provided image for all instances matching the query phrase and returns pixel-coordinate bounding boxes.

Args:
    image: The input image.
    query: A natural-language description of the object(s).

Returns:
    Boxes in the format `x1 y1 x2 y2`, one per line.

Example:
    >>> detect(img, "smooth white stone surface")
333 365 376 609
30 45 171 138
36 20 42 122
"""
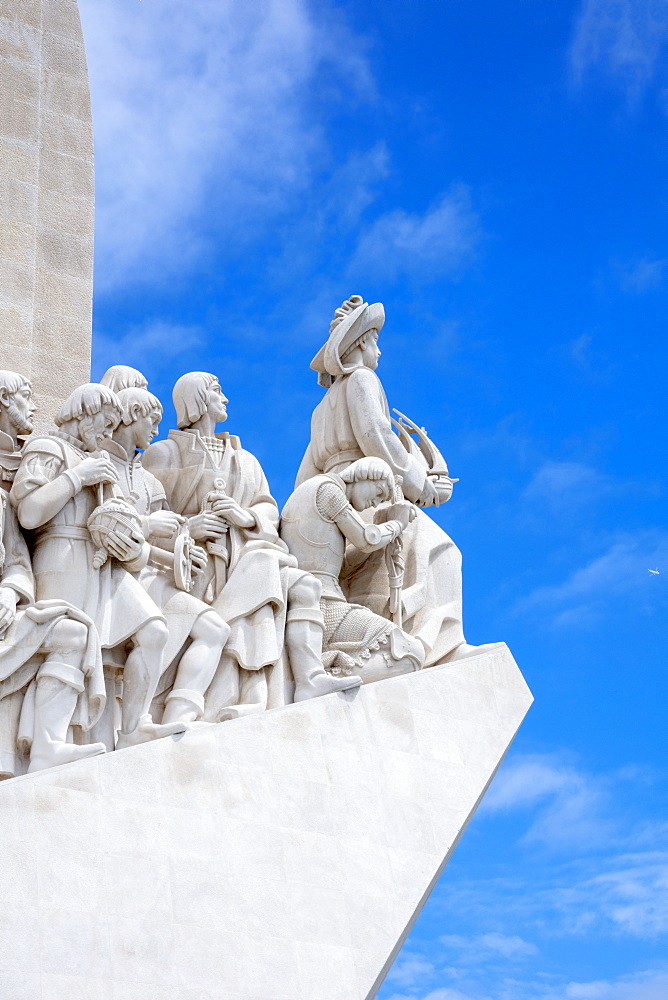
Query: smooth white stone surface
0 643 532 1000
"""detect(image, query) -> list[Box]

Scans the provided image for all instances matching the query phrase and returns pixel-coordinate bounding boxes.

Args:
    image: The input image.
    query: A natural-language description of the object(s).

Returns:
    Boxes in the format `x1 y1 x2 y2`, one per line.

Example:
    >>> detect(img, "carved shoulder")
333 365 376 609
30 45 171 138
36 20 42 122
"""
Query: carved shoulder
142 438 180 476
21 435 67 460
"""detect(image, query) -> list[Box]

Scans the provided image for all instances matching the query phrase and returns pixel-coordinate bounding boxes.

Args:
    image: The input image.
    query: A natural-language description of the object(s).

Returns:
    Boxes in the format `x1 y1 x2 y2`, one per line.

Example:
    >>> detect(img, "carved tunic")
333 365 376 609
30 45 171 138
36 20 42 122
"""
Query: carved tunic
143 429 301 672
11 433 164 649
281 473 401 600
295 366 467 666
296 367 427 501
281 474 404 672
0 490 104 777
105 439 220 673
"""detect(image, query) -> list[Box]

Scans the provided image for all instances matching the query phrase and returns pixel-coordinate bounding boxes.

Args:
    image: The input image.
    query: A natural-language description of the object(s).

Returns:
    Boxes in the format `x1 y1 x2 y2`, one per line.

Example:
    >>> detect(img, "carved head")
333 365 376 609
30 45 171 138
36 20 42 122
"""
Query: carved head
310 297 385 387
55 383 122 452
173 372 228 430
340 457 395 511
100 365 148 393
340 327 381 371
116 387 163 451
0 370 35 438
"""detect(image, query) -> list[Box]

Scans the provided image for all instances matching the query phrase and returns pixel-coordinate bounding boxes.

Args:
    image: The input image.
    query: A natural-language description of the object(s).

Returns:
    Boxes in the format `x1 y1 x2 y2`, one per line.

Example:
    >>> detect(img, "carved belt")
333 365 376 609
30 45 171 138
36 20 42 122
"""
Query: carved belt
35 525 90 541
323 450 361 473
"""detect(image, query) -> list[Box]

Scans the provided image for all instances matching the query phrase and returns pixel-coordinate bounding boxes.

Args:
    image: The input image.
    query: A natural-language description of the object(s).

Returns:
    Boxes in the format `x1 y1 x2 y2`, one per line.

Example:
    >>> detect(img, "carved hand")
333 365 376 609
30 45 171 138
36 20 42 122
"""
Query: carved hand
211 498 256 529
147 510 184 539
105 532 145 563
0 586 18 635
190 544 208 577
76 456 119 488
416 476 439 508
187 511 229 541
388 500 414 531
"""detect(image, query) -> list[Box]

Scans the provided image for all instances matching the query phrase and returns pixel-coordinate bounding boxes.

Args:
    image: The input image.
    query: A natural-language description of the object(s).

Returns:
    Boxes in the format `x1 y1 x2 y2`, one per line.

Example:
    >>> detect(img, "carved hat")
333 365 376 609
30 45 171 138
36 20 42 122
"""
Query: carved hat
310 295 385 387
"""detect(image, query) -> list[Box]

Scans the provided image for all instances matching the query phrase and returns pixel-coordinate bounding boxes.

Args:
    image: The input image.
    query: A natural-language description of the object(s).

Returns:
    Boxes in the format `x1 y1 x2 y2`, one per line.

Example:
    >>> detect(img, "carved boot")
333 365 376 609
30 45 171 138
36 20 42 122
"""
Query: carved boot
286 614 362 702
28 669 106 773
216 666 268 721
115 713 187 749
161 689 209 729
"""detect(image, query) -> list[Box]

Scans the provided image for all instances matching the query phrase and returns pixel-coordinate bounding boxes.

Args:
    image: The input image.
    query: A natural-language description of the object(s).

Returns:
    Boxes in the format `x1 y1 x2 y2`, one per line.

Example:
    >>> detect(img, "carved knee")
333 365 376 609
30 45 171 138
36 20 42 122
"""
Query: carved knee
41 618 88 658
288 572 322 611
191 609 230 646
135 618 169 653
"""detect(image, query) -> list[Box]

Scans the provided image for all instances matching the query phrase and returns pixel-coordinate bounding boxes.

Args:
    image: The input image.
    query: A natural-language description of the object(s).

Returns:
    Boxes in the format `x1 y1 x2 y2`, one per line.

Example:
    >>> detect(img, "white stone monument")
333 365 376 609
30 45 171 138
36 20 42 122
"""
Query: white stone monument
0 5 533 998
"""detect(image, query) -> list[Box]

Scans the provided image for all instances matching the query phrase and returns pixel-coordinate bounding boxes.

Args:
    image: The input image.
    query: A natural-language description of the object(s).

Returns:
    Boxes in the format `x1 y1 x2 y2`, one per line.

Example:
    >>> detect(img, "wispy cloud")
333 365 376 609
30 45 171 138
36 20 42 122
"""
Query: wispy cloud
483 754 615 849
521 460 618 514
91 320 204 379
570 0 668 99
514 529 668 627
382 969 668 1000
347 184 482 285
79 0 372 291
379 751 668 1000
440 933 537 959
617 255 666 292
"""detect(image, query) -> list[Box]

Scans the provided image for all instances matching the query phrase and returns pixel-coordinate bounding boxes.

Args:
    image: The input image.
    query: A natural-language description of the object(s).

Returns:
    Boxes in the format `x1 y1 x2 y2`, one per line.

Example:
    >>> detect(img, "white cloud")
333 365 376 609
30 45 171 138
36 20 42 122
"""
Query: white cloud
348 184 482 284
483 754 613 849
618 255 666 292
440 932 537 960
91 319 204 380
387 954 438 989
79 0 371 290
514 529 668 628
546 970 668 1000
384 969 668 1000
521 461 615 513
567 853 668 935
571 0 668 99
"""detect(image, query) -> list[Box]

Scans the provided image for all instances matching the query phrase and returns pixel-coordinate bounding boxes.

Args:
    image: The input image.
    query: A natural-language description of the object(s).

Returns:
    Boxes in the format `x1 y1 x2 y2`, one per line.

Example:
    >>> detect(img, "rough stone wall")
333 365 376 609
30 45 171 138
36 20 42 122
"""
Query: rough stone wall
0 0 93 429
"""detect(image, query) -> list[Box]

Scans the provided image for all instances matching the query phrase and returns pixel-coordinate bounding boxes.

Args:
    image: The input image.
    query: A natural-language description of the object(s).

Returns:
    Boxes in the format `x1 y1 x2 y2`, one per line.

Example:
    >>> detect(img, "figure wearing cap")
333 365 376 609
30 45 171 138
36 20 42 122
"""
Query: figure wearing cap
296 296 500 667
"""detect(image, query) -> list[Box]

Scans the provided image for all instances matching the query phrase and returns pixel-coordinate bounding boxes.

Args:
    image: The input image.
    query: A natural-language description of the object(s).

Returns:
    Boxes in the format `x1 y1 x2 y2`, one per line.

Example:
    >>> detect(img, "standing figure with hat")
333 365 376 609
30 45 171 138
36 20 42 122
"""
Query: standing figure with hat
296 295 500 668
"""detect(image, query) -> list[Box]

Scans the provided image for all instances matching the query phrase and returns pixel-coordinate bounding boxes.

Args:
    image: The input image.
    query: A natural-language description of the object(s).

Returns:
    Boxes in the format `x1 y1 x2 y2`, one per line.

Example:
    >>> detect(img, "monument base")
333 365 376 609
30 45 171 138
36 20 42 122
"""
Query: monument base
0 644 531 1000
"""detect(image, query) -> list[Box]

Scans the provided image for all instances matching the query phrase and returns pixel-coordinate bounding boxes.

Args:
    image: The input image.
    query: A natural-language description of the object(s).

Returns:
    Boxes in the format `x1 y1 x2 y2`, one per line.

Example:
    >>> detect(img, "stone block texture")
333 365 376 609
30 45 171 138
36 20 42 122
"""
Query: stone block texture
0 644 532 1000
0 0 93 429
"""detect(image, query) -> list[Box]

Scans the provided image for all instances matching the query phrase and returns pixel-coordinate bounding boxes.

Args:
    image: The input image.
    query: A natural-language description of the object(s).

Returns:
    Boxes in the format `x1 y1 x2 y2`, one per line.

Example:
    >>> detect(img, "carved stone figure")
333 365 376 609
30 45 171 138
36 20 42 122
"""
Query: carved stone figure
281 458 425 682
297 296 499 667
0 370 36 492
143 372 361 718
0 372 106 776
100 365 149 393
11 383 185 748
108 387 230 728
0 490 107 776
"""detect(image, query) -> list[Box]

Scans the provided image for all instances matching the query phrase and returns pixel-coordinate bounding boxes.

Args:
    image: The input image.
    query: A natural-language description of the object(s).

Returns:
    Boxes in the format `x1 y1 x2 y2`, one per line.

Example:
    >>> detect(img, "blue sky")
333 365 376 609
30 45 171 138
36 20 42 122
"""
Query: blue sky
78 1 667 996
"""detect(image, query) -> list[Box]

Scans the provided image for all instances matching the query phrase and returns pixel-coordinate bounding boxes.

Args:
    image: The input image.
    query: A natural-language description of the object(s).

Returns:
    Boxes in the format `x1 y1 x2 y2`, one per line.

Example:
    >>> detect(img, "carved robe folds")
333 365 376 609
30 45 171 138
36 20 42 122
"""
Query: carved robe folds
296 366 466 667
143 429 298 701
0 492 104 777
11 433 165 647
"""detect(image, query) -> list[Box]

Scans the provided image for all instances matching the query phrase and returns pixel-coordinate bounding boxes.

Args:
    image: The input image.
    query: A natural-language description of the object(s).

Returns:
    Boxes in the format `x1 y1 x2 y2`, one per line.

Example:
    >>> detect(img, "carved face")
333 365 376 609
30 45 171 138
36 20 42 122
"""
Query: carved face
2 382 35 436
348 478 391 512
206 381 228 424
360 330 381 370
79 404 121 451
132 407 161 451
